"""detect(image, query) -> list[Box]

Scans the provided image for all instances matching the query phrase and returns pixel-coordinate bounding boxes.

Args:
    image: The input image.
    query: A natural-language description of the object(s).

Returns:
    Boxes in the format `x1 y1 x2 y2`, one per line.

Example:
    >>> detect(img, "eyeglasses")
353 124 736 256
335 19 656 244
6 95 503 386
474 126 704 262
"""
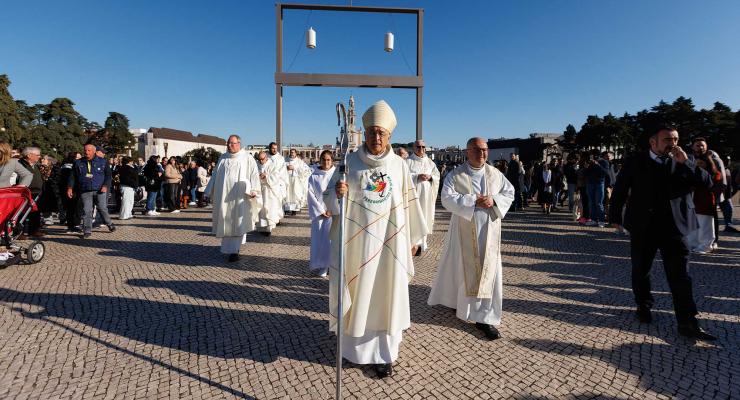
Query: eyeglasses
365 132 389 138
417 146 426 148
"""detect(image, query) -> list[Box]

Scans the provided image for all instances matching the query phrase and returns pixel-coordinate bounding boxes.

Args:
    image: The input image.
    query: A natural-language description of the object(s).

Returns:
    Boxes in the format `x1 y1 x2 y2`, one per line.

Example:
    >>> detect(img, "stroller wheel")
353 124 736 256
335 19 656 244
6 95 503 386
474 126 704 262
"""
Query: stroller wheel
25 241 45 264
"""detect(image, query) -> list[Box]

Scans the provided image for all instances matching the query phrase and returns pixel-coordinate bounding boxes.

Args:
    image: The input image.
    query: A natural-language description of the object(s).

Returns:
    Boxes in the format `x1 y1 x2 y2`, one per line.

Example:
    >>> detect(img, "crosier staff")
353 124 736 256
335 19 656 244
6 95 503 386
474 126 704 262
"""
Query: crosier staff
333 102 349 400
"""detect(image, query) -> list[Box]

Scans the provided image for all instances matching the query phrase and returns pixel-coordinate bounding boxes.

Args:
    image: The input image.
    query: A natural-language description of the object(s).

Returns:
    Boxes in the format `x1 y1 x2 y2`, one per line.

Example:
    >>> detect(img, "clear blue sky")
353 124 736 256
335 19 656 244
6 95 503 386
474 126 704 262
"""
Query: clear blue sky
2 0 739 147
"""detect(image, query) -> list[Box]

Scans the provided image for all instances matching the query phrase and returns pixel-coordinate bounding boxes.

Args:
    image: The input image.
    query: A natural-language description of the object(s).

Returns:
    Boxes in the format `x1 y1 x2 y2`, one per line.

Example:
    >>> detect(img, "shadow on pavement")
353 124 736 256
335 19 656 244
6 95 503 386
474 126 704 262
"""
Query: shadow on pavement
512 338 737 398
127 278 327 313
0 287 335 366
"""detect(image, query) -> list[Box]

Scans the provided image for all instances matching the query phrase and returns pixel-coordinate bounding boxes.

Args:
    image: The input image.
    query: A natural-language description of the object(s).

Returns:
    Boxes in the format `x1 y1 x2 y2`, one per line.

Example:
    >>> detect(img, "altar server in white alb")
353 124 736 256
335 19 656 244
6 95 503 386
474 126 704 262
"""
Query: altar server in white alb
307 150 335 277
428 137 515 340
204 135 261 262
406 139 440 255
284 148 312 215
256 151 284 237
326 100 427 379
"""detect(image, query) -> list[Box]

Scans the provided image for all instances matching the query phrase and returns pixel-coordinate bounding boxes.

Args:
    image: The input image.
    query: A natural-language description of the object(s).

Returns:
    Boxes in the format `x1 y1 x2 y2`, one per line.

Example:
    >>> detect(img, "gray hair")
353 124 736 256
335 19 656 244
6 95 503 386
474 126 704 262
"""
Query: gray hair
22 147 41 156
227 134 241 143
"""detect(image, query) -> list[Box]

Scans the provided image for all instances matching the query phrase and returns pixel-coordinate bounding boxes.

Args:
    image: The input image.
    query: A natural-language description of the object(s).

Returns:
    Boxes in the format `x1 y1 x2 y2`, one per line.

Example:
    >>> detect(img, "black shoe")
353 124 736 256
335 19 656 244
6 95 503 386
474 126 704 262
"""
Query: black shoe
414 247 422 257
260 231 271 237
108 224 116 233
82 232 91 239
725 225 739 233
678 323 717 341
475 323 501 340
228 253 239 262
374 363 393 379
636 306 652 323
291 211 297 216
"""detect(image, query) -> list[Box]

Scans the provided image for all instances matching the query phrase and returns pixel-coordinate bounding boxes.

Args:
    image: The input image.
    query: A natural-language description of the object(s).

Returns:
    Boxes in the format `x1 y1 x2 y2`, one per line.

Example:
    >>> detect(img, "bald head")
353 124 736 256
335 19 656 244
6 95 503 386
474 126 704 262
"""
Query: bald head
465 137 488 168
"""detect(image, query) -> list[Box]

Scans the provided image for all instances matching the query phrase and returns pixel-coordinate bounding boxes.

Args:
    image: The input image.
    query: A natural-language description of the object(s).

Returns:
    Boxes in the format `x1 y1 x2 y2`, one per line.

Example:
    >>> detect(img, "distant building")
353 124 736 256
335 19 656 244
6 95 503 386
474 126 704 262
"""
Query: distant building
280 145 326 164
488 133 562 165
138 127 226 159
430 146 467 165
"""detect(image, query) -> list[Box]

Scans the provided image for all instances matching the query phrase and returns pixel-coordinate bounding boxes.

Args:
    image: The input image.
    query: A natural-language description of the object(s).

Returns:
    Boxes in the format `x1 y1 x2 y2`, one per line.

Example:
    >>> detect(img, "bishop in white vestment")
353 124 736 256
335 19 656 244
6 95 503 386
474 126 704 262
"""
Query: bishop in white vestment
204 135 261 262
284 149 312 214
428 137 515 340
307 150 335 276
406 139 440 253
325 100 427 379
256 151 284 237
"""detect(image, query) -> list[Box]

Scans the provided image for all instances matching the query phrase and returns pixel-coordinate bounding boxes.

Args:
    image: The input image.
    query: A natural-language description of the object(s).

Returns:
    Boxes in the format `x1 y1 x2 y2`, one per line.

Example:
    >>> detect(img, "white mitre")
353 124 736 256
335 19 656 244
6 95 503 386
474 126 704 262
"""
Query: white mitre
362 100 397 134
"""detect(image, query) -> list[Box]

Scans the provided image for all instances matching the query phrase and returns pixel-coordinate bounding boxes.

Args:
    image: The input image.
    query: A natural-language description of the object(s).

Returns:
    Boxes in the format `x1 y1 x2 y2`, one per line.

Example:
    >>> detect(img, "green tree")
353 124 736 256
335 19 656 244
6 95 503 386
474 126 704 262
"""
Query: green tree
36 98 87 158
183 147 222 165
699 102 735 158
0 74 24 144
90 112 134 155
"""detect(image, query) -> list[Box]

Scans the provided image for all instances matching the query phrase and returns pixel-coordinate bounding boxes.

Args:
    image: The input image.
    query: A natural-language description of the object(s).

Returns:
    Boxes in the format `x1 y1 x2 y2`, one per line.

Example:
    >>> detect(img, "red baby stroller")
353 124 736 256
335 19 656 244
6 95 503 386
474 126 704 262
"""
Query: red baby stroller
0 186 45 268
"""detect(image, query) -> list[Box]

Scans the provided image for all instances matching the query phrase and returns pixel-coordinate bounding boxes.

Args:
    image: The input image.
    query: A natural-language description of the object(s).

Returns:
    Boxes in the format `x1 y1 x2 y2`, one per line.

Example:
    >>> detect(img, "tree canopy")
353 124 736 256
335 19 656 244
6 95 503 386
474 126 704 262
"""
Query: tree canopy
0 74 133 159
567 97 738 159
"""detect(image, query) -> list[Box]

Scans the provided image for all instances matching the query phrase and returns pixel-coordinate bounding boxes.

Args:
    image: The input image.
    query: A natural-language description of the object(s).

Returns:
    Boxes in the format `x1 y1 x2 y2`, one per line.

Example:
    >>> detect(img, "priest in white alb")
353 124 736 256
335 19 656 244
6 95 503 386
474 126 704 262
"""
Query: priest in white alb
268 142 288 220
284 148 311 215
427 137 515 340
204 135 261 262
406 139 440 255
307 149 335 277
325 100 427 379
256 151 283 237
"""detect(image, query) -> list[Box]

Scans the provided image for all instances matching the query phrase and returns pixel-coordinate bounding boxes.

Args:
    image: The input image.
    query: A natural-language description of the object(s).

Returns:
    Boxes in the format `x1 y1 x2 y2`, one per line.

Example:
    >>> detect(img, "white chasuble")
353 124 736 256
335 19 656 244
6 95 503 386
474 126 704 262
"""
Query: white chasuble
269 153 288 202
284 157 312 212
204 149 262 253
323 145 428 364
428 163 514 326
307 166 335 272
406 153 440 249
257 159 284 231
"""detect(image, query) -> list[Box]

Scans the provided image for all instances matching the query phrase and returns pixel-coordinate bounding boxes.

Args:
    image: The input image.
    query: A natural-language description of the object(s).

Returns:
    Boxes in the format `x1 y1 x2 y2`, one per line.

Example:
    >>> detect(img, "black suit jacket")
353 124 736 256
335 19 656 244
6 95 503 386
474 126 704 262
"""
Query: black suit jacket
609 151 709 237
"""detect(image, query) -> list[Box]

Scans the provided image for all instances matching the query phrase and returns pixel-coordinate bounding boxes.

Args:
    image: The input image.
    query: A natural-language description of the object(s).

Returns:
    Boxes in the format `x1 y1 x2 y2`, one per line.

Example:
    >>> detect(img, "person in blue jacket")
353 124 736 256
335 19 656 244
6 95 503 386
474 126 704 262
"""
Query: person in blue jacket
67 144 116 238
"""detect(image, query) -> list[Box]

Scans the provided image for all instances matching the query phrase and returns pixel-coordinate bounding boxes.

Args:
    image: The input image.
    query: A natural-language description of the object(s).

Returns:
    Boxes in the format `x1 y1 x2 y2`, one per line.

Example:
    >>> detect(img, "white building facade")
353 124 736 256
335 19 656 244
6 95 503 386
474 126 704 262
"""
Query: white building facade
137 127 226 159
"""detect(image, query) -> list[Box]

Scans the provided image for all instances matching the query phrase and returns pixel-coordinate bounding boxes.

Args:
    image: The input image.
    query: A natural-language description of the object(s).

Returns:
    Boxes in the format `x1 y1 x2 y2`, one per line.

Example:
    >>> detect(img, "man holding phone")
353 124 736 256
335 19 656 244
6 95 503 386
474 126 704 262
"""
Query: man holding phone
609 126 715 341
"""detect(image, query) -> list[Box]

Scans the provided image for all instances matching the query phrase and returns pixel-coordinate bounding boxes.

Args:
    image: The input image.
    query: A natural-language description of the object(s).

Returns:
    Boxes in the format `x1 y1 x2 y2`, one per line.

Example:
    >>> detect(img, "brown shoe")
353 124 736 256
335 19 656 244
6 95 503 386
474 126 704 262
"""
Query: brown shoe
30 231 46 238
18 234 29 240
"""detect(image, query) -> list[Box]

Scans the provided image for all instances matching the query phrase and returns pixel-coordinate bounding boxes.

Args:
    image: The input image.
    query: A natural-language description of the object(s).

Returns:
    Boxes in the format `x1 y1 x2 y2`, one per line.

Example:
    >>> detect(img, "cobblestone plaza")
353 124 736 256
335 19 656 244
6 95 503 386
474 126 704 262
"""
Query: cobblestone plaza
0 206 737 399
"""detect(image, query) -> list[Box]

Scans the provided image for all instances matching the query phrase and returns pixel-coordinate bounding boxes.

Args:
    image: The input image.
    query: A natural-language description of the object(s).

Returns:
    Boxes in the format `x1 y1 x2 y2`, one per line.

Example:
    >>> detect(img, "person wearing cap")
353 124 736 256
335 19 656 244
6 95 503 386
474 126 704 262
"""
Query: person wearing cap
325 100 428 379
406 139 439 255
67 143 115 238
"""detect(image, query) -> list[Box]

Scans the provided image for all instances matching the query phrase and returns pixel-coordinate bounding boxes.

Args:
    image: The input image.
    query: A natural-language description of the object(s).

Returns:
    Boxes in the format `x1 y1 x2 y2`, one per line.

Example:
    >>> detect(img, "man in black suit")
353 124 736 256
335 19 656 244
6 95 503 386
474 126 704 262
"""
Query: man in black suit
609 126 716 341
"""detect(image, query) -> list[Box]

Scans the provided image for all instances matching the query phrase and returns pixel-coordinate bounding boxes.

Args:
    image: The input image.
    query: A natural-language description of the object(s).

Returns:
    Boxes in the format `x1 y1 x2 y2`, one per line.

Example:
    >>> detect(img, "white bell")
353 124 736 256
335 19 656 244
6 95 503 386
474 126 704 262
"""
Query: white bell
306 27 316 49
384 32 394 52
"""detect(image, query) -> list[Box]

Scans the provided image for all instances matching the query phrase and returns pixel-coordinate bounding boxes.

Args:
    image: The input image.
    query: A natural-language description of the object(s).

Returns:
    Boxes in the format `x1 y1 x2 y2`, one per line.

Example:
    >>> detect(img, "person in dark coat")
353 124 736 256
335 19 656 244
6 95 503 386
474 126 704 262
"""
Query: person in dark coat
609 125 715 341
18 147 45 237
58 152 82 233
118 157 139 220
143 156 163 216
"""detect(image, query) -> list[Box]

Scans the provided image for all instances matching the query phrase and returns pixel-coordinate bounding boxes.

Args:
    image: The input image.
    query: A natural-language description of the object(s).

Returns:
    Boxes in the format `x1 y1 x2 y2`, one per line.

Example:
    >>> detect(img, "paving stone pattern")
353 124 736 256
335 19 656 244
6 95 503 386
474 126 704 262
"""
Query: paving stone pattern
0 205 738 399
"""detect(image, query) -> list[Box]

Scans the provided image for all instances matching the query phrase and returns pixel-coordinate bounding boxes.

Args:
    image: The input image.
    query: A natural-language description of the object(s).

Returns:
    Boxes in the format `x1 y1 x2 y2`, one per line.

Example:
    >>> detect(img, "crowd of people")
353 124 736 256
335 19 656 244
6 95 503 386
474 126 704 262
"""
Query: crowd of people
482 138 737 255
0 140 221 238
1 102 734 380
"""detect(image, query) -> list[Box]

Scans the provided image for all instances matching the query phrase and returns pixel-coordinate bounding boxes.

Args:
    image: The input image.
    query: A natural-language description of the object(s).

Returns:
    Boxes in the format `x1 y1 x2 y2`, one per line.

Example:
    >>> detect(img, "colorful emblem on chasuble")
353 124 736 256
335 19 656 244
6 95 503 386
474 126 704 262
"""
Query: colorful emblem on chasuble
362 170 393 205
